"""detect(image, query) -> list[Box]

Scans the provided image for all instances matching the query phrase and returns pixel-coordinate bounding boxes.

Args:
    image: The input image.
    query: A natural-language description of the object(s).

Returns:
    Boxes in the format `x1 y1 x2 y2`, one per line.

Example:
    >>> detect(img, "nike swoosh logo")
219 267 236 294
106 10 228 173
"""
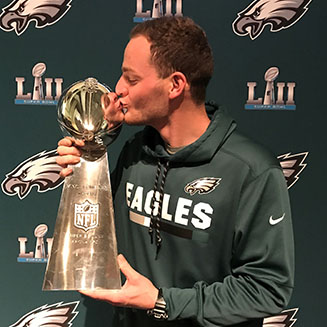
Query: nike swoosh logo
269 213 285 225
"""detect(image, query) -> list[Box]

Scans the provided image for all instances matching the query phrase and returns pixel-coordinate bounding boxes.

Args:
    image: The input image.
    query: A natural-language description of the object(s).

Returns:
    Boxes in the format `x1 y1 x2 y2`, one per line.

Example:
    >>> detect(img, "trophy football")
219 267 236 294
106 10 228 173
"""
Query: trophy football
43 77 121 290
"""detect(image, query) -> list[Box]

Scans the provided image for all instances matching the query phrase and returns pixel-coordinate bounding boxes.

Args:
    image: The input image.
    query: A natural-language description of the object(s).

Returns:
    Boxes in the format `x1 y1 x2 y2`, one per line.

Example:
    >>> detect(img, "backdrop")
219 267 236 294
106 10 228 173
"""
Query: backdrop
0 0 325 326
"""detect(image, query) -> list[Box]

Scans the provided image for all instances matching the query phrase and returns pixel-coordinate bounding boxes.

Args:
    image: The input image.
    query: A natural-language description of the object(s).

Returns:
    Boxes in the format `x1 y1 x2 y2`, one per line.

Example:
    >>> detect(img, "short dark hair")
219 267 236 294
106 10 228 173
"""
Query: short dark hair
130 16 214 105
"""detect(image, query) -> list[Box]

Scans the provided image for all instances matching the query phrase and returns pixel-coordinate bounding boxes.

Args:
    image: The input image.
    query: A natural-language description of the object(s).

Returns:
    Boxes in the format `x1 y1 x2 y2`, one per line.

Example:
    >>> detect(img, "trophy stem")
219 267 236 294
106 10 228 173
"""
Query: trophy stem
43 153 121 290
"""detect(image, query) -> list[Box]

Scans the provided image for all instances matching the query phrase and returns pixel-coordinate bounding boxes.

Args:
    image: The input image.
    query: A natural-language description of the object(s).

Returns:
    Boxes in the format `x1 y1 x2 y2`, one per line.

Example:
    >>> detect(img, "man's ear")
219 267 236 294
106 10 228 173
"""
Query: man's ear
168 72 189 99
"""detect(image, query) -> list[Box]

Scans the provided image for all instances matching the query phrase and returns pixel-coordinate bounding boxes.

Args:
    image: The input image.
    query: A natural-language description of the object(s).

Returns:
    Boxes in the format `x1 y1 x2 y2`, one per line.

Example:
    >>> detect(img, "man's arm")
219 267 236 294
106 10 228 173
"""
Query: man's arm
160 167 294 325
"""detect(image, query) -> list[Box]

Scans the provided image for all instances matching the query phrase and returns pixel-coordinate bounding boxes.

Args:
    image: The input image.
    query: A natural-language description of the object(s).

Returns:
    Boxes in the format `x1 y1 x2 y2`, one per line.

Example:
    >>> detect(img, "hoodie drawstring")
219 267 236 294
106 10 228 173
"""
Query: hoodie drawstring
148 159 170 259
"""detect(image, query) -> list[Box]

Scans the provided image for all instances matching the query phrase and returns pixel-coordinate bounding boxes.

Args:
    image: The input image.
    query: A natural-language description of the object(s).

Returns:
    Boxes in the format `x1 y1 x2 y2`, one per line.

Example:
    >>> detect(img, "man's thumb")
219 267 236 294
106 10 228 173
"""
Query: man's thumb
117 254 138 280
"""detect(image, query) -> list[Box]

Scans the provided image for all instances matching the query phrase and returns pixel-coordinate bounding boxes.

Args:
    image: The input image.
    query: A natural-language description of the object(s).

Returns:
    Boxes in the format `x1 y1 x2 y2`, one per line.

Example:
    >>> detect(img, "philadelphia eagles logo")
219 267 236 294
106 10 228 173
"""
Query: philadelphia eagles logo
1 149 64 199
232 0 312 40
278 152 308 189
0 0 72 36
10 301 79 327
263 308 298 326
184 177 221 196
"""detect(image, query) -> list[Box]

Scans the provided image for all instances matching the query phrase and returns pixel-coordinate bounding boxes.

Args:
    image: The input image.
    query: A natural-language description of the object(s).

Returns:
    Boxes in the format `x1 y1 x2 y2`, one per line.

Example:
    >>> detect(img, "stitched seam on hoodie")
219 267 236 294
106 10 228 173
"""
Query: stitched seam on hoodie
220 148 282 180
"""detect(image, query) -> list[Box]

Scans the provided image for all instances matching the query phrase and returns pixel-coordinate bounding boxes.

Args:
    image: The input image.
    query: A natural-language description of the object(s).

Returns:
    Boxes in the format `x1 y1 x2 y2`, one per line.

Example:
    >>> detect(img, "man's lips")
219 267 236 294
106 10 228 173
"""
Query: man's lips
119 102 128 113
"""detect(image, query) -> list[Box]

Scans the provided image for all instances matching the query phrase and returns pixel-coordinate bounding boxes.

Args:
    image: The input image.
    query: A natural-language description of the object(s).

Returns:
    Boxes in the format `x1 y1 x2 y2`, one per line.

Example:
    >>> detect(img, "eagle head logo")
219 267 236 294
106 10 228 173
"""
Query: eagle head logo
278 152 308 189
232 0 312 40
1 149 64 199
10 301 79 327
0 0 72 36
184 177 221 196
263 308 298 326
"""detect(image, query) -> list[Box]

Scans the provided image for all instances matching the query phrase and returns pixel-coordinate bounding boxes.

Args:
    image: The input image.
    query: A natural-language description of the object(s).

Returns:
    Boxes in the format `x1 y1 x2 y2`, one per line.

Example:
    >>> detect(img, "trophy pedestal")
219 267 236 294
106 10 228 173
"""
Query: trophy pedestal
43 154 121 290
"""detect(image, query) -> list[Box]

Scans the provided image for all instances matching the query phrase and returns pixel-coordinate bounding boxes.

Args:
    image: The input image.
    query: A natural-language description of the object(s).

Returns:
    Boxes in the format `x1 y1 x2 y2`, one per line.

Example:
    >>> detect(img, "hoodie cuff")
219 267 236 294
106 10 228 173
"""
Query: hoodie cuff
161 287 198 321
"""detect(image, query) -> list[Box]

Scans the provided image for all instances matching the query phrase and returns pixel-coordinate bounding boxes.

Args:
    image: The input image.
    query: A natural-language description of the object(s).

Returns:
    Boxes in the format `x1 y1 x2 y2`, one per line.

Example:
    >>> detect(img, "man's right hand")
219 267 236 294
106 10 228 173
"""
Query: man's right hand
56 137 85 177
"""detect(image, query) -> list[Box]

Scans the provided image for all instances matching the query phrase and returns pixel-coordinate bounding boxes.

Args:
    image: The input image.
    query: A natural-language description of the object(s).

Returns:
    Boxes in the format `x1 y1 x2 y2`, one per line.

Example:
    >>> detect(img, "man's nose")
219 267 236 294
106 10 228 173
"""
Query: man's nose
115 77 128 98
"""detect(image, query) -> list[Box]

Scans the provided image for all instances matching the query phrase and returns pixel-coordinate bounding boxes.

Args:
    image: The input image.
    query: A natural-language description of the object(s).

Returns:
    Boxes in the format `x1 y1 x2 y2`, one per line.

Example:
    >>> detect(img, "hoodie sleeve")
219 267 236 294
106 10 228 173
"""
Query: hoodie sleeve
162 167 294 326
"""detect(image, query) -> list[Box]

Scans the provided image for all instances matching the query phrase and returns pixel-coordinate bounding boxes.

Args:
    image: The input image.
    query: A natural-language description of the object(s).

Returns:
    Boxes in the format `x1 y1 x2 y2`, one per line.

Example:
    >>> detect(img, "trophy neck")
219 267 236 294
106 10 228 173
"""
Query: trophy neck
81 141 107 161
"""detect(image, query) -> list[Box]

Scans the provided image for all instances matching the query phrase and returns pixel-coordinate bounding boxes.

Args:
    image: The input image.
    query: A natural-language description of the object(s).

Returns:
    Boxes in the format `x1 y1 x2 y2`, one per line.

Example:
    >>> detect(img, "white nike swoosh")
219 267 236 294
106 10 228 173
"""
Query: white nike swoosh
269 213 285 225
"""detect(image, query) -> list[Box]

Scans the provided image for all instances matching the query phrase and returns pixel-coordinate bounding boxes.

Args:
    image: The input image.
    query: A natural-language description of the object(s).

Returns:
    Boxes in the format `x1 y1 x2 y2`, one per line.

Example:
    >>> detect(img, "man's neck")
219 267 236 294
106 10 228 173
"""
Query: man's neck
154 100 210 148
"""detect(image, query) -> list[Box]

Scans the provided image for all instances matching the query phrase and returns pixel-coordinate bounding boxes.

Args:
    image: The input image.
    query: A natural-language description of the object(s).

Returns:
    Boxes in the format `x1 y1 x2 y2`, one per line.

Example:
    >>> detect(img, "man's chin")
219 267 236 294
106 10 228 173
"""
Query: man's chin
124 120 145 126
123 113 146 126
123 119 144 126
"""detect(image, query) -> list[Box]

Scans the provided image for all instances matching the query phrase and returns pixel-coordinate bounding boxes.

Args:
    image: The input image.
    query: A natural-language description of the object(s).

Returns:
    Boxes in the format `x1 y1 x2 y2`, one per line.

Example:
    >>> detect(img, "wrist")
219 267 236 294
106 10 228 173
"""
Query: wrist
150 287 159 309
147 288 168 320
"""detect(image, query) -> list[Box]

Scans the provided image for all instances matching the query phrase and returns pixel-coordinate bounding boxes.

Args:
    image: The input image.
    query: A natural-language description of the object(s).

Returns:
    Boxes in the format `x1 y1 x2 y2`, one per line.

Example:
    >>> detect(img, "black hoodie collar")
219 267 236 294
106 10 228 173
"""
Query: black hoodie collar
142 103 236 163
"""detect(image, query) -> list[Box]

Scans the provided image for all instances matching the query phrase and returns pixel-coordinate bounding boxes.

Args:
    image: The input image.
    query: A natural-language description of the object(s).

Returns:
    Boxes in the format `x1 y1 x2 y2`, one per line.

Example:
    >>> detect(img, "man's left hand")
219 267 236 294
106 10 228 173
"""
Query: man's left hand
80 254 159 310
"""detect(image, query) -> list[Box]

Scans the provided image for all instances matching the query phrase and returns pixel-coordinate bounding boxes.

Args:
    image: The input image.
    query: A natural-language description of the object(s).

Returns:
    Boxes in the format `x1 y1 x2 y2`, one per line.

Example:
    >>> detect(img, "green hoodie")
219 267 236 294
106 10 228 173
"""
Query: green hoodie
111 104 294 327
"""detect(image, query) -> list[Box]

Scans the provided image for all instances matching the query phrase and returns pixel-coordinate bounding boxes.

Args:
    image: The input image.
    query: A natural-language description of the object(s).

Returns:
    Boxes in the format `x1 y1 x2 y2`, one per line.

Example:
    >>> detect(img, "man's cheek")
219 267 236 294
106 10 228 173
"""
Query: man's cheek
132 96 147 111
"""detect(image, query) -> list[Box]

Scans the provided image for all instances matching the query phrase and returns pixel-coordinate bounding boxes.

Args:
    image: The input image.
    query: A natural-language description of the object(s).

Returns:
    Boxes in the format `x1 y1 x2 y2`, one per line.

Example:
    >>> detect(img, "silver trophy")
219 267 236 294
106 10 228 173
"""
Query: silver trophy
43 78 121 290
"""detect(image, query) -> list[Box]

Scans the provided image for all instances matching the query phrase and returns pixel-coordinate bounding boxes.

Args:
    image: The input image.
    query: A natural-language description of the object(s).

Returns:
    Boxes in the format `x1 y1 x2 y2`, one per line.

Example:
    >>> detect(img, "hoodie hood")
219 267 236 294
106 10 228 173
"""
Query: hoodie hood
142 102 236 163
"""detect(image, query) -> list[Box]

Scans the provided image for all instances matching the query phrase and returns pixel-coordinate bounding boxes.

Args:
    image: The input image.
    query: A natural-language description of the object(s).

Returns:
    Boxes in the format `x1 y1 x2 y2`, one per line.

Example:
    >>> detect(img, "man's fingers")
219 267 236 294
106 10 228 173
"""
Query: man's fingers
58 137 85 147
59 167 73 178
56 137 84 177
117 254 139 281
56 154 81 167
57 144 82 157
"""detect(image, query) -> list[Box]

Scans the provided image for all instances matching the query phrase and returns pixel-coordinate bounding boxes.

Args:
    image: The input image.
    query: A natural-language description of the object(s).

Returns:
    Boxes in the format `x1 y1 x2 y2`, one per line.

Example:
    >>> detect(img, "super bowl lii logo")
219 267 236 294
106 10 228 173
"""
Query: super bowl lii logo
245 67 296 110
15 62 63 106
134 0 183 23
17 224 53 263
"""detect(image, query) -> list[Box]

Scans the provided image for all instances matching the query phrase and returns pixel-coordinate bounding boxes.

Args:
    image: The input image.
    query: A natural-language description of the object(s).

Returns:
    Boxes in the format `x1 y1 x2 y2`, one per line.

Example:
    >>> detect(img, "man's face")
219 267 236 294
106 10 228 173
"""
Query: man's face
115 36 171 127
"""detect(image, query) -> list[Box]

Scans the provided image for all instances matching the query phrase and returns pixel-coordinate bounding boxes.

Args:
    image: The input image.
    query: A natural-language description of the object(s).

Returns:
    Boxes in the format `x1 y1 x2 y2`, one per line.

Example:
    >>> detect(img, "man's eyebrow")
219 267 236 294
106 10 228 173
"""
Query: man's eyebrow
121 66 141 79
122 66 135 73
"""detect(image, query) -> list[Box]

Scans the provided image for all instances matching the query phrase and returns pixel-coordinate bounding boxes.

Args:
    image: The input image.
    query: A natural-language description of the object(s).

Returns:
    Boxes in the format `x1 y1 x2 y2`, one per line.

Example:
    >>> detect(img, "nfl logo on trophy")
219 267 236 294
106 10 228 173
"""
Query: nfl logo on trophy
74 201 99 232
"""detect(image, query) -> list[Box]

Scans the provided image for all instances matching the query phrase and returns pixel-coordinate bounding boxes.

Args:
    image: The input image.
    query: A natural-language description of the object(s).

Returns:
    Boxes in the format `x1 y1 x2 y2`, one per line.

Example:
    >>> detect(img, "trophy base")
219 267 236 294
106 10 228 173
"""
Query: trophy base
43 154 121 291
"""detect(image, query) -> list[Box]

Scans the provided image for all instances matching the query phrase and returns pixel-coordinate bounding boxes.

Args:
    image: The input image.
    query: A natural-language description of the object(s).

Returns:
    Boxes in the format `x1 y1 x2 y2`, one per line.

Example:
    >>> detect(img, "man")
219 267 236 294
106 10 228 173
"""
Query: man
57 17 294 327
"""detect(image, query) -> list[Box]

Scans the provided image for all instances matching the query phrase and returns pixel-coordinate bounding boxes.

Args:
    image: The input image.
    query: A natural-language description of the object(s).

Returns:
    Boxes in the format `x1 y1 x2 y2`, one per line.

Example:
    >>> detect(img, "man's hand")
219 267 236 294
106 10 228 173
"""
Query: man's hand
80 254 159 310
56 137 84 177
